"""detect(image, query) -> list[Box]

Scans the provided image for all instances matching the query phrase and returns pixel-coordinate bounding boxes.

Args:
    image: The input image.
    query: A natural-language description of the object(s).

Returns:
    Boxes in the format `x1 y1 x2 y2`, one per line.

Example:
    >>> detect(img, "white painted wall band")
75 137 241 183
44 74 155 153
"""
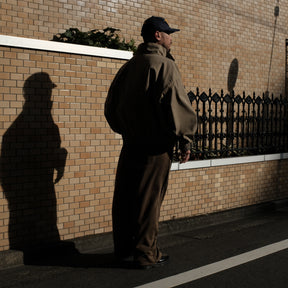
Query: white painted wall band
0 35 133 60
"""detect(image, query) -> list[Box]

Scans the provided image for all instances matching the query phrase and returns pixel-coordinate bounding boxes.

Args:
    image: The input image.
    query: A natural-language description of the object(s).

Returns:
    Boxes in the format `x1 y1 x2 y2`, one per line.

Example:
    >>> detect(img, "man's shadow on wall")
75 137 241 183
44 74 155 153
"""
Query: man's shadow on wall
0 72 74 263
0 72 129 268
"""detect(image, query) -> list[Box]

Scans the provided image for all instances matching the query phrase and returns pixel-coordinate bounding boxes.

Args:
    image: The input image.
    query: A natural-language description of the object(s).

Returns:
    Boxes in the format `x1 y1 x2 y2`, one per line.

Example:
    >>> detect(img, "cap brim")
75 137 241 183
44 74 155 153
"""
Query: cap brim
165 28 180 34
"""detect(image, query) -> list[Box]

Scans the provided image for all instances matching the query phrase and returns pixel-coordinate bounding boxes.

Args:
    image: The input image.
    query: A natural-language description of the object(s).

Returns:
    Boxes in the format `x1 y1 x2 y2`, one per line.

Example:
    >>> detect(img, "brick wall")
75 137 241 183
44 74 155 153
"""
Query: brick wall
1 44 288 252
166 160 288 220
1 0 288 252
0 46 125 251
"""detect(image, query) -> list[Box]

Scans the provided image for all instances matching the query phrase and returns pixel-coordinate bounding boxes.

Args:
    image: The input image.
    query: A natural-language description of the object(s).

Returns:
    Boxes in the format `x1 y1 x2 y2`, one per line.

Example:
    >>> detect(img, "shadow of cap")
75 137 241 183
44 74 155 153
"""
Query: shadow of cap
23 72 57 101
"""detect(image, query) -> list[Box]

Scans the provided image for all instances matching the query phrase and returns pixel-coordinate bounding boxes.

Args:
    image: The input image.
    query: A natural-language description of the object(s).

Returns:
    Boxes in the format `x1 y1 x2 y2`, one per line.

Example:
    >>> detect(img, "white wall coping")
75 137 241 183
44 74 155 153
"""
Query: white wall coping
0 35 133 60
171 153 288 171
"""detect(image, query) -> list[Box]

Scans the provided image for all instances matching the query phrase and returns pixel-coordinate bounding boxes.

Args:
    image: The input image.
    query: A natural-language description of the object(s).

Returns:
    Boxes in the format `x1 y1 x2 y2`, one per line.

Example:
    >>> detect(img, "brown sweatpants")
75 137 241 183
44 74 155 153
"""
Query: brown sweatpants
112 144 172 265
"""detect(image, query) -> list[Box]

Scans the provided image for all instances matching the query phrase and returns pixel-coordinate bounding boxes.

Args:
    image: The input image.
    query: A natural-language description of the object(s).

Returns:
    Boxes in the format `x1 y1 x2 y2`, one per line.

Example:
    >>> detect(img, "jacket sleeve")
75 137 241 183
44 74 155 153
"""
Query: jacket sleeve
163 65 197 147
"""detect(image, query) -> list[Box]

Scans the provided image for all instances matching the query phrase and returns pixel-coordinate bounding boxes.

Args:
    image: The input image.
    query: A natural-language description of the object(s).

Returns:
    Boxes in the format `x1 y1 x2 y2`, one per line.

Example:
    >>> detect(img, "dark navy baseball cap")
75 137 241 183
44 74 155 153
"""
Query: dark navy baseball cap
141 16 180 36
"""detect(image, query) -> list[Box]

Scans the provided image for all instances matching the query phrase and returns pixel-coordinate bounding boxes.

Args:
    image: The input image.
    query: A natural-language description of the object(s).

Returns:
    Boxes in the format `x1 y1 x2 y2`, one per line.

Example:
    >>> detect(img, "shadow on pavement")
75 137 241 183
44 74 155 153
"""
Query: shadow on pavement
24 242 134 269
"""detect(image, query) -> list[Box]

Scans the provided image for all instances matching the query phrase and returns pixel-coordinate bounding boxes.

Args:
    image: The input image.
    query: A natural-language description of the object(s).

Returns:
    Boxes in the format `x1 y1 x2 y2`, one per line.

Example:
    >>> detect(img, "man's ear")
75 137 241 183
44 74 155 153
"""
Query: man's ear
154 31 161 41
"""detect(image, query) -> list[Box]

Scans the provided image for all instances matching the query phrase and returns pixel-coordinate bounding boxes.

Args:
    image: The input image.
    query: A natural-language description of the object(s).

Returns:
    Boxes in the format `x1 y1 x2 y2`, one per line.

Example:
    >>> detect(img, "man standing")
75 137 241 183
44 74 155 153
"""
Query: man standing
105 16 197 269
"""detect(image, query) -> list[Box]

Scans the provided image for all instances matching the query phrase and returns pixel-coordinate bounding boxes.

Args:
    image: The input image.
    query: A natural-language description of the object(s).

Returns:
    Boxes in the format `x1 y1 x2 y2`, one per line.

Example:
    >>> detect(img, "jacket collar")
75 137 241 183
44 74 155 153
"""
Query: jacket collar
136 43 167 57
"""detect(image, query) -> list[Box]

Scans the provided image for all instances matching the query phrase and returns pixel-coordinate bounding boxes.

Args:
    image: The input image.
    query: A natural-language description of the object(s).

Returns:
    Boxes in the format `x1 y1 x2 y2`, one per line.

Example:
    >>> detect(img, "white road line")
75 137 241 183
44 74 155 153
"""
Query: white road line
134 239 288 288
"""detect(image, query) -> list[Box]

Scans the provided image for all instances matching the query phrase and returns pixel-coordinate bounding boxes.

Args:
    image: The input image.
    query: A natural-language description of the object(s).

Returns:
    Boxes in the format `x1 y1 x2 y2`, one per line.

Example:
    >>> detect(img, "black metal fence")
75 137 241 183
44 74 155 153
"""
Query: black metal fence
174 88 288 161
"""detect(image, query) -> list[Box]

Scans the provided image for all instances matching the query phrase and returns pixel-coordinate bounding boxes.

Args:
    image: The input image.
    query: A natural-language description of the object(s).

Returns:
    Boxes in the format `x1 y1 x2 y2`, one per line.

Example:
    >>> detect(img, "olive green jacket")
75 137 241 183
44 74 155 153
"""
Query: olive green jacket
105 42 197 153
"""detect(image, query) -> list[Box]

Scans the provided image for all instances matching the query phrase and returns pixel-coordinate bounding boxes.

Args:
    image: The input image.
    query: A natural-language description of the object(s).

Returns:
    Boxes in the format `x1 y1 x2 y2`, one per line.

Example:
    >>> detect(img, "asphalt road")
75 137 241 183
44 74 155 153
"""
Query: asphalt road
1 207 288 288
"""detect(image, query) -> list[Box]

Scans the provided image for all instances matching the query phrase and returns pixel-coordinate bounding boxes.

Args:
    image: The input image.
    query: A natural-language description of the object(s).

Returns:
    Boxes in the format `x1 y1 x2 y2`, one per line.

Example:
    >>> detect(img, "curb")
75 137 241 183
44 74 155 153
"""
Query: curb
0 250 23 269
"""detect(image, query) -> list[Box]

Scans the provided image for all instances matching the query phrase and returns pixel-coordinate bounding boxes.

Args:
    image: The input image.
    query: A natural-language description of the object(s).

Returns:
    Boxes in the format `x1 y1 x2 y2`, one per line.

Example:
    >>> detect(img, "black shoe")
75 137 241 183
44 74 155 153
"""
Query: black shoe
157 254 169 265
135 254 169 270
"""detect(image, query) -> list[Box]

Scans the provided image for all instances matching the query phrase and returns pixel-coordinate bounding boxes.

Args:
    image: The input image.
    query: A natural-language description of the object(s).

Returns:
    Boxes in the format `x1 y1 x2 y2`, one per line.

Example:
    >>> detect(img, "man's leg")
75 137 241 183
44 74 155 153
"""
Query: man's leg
112 146 135 259
133 152 171 266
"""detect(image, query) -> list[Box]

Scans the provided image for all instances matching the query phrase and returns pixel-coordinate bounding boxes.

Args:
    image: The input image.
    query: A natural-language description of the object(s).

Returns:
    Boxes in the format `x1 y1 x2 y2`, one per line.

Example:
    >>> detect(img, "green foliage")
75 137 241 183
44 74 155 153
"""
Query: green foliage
52 27 137 52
